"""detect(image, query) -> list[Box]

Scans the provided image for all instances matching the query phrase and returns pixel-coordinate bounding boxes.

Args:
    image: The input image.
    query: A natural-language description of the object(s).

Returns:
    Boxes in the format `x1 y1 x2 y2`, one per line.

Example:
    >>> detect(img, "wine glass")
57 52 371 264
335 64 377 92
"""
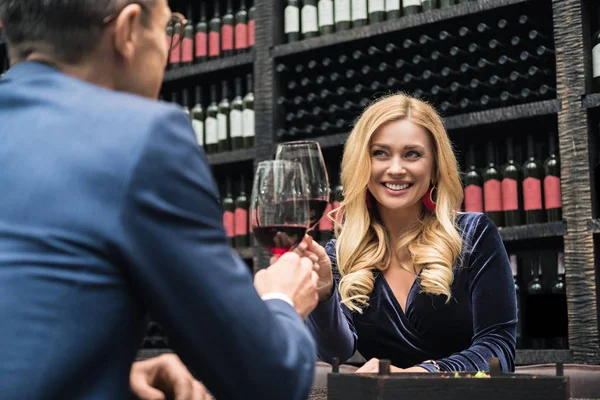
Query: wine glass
250 160 310 255
275 141 330 231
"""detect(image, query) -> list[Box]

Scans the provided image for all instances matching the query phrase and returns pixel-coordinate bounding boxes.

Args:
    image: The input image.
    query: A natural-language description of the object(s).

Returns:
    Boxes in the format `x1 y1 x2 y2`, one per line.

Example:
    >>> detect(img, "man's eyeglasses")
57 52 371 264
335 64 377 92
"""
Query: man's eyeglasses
102 1 187 51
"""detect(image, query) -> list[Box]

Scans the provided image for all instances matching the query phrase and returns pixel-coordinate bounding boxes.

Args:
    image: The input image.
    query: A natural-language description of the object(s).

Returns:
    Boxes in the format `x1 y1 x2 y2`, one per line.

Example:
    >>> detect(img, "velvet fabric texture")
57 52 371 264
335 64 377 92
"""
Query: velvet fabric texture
307 213 517 372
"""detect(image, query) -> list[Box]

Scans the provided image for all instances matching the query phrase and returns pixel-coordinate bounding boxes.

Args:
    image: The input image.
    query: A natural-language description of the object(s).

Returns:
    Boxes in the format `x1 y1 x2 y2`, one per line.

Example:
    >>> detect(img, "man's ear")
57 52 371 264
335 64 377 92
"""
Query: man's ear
113 4 143 63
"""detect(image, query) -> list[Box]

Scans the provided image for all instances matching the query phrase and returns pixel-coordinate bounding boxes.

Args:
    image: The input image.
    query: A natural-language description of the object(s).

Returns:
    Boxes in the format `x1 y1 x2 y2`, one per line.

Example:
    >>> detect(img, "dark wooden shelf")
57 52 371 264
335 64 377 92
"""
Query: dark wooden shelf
272 0 531 58
444 100 561 130
235 247 254 260
499 221 567 242
582 93 600 109
515 349 573 366
206 147 255 166
163 52 254 83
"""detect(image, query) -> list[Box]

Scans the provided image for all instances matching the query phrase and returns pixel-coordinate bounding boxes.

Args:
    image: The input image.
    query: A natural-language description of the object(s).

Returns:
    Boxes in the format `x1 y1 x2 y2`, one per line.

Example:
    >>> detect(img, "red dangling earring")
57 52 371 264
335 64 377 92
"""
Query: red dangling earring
423 185 436 212
365 190 373 209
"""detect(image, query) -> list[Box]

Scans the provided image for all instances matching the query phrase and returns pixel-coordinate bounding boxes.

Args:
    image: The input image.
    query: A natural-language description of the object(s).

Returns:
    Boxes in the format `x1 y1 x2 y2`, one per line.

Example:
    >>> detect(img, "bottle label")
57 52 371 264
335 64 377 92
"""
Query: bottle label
243 109 255 137
501 178 519 211
217 113 228 140
195 32 208 58
209 31 220 56
464 184 483 213
181 37 193 63
284 5 300 33
235 23 248 49
352 0 367 20
222 25 234 51
334 0 351 22
484 179 502 212
593 43 600 78
319 203 334 231
230 109 243 138
369 0 385 12
205 117 218 144
223 210 235 238
169 34 181 63
235 208 248 235
544 175 562 209
248 19 255 46
523 177 543 211
192 119 204 146
301 5 319 34
403 0 421 6
386 0 401 11
318 1 334 27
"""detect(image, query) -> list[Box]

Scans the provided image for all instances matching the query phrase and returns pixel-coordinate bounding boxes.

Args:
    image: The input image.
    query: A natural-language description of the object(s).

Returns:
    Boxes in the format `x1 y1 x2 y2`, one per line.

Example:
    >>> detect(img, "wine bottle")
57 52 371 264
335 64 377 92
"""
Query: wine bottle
351 0 368 28
169 18 182 68
242 73 255 149
502 138 523 227
369 0 386 23
544 135 562 222
301 0 319 39
386 0 401 19
483 142 504 227
230 77 244 150
510 254 522 349
181 6 195 66
191 86 205 148
248 0 255 49
439 0 455 8
284 0 301 43
209 0 222 60
550 252 568 349
221 0 235 57
319 0 335 34
205 85 219 154
333 172 344 226
526 258 547 349
235 0 249 53
195 2 209 63
181 89 191 118
318 183 334 241
523 135 545 224
217 81 231 153
223 176 236 245
235 177 250 248
464 145 484 213
422 0 438 11
334 0 351 31
593 8 600 92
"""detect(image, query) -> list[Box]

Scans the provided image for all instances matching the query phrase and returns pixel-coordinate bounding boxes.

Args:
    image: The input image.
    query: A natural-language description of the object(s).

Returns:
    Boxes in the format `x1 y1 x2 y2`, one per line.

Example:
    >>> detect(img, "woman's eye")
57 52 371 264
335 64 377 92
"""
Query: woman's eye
372 150 387 157
406 151 422 158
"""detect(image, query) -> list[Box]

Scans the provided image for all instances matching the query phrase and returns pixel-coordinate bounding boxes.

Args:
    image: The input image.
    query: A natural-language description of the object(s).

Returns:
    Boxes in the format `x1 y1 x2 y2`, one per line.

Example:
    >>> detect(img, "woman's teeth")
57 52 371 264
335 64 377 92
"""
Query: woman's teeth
384 183 410 191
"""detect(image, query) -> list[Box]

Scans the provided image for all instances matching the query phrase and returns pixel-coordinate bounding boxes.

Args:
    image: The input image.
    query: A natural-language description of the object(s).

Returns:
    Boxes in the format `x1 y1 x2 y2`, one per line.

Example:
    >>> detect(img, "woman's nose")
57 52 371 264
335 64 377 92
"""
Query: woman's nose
387 157 406 175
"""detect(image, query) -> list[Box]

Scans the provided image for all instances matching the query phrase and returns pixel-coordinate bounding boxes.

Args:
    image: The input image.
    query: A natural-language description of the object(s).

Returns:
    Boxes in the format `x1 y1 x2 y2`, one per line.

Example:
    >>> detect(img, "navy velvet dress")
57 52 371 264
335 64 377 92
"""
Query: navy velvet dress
306 213 517 372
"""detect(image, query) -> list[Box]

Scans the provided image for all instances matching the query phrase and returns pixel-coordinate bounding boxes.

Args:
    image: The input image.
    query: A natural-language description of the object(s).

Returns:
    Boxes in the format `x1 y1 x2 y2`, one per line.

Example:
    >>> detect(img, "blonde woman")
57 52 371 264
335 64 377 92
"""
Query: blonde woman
300 94 517 373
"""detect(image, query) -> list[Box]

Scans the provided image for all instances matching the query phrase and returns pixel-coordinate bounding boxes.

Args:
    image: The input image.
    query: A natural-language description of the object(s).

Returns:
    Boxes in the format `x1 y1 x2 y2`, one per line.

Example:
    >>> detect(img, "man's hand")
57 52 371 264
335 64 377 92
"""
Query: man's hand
254 252 319 319
130 353 210 400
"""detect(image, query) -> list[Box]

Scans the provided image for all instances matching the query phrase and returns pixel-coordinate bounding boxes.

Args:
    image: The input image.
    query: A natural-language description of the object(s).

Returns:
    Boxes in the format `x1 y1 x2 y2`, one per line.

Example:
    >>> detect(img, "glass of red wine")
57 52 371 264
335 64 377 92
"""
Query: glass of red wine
250 160 310 256
275 141 330 232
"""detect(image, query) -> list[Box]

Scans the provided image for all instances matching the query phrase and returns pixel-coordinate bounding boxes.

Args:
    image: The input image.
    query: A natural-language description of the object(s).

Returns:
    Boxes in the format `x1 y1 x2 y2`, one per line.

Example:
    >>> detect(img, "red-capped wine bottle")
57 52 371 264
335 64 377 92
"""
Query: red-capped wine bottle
483 142 504 227
223 177 236 245
205 85 219 154
181 6 195 66
502 138 523 227
242 73 255 148
386 0 401 19
235 177 250 248
248 1 255 49
544 135 562 222
235 0 249 53
221 0 235 57
403 0 423 15
302 0 319 39
217 80 231 153
230 77 244 150
169 19 182 68
369 0 386 23
195 2 208 63
352 0 368 28
464 145 483 213
208 0 222 59
593 8 600 92
318 0 335 35
284 0 301 43
191 86 205 148
334 0 351 31
522 135 545 224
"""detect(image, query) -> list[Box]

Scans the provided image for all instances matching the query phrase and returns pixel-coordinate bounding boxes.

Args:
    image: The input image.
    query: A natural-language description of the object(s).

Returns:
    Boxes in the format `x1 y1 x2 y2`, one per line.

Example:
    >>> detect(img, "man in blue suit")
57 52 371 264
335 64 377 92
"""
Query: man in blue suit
0 0 320 399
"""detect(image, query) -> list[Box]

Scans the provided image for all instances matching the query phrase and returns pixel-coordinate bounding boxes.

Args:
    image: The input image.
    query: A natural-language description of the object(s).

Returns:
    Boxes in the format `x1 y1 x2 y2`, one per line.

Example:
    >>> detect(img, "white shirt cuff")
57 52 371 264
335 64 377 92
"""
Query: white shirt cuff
261 292 295 308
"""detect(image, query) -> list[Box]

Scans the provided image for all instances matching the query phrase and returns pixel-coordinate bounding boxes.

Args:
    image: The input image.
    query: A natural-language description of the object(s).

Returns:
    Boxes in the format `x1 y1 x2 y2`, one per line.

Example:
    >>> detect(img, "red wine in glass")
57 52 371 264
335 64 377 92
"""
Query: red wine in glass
252 225 307 256
308 199 329 228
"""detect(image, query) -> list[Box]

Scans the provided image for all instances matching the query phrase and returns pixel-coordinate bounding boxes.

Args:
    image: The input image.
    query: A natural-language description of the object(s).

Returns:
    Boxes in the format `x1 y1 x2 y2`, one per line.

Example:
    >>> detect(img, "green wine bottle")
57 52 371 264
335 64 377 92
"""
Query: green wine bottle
502 138 523 226
205 85 219 154
242 73 255 149
464 145 483 213
522 135 545 224
217 80 231 153
223 176 236 246
230 77 244 150
483 142 504 227
544 135 562 222
191 86 205 149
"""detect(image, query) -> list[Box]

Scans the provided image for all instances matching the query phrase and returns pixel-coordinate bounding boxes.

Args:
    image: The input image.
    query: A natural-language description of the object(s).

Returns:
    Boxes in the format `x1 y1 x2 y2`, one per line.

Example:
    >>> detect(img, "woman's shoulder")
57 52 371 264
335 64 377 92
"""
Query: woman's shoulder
455 212 497 238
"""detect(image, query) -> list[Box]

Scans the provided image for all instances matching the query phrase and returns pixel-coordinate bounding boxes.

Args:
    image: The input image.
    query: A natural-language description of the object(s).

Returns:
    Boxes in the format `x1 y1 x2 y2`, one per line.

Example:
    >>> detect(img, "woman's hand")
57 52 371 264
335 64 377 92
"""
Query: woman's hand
295 236 334 301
